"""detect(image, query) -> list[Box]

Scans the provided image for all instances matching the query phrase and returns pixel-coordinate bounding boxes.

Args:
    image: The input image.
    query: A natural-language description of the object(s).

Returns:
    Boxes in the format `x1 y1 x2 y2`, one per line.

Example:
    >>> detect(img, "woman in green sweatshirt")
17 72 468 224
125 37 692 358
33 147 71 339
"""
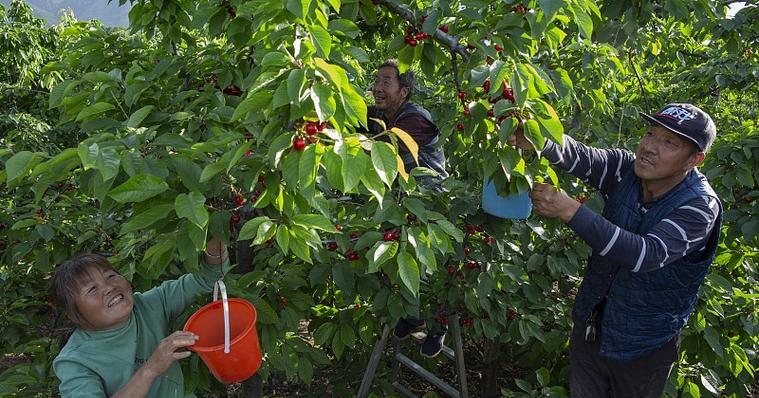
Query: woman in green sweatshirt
51 237 229 398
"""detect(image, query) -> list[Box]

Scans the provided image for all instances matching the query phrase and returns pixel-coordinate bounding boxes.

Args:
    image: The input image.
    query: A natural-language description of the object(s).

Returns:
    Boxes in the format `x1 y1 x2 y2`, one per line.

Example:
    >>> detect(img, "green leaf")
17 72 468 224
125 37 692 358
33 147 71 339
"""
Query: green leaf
340 83 368 126
371 141 398 187
397 252 420 297
291 214 338 232
309 24 332 59
231 90 273 121
336 137 367 191
78 142 99 170
119 203 175 235
286 0 305 18
311 84 336 122
314 322 336 345
199 161 226 183
108 174 169 203
532 99 564 145
402 198 428 223
83 71 115 82
298 143 320 190
175 192 209 230
436 219 464 242
571 3 593 39
523 119 546 152
5 151 35 182
539 0 566 22
76 102 115 122
126 105 154 128
287 69 306 103
276 225 290 254
367 241 398 273
328 19 360 38
95 147 120 181
340 324 356 348
703 327 724 358
238 217 270 241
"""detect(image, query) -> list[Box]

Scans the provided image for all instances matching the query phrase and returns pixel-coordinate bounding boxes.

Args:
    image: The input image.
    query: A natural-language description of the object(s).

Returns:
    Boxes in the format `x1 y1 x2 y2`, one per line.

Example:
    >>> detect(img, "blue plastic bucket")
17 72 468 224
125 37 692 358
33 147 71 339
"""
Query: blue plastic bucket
482 180 532 219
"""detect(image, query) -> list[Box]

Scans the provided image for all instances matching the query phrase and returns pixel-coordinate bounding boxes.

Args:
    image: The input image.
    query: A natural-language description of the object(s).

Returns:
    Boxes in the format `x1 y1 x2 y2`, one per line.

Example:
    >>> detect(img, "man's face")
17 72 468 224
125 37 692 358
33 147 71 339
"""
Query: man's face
73 266 134 330
372 66 408 114
634 125 702 183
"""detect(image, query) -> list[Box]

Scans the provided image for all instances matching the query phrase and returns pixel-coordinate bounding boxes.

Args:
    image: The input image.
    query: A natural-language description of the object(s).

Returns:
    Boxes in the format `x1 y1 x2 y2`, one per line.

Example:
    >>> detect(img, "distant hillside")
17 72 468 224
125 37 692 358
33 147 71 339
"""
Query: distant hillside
0 0 130 26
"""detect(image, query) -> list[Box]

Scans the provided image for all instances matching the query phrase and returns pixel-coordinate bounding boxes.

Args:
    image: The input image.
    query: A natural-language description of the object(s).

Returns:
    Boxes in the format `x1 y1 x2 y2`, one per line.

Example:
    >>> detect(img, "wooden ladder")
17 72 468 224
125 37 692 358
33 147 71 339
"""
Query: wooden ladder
357 314 469 398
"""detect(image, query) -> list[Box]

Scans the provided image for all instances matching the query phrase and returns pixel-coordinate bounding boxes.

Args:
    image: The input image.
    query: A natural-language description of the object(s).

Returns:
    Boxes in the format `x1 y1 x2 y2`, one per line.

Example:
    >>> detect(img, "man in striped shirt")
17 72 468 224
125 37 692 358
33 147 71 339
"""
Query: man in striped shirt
510 103 722 397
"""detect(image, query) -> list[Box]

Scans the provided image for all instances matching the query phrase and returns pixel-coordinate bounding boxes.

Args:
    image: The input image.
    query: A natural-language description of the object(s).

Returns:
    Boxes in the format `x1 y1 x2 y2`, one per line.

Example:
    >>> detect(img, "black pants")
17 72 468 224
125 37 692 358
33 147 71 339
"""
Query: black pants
569 322 679 398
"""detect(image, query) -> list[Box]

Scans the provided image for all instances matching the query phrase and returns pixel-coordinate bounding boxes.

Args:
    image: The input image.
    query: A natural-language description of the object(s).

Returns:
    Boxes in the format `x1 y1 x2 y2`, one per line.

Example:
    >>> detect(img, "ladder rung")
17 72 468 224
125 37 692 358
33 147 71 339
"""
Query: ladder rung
395 353 461 398
391 381 420 398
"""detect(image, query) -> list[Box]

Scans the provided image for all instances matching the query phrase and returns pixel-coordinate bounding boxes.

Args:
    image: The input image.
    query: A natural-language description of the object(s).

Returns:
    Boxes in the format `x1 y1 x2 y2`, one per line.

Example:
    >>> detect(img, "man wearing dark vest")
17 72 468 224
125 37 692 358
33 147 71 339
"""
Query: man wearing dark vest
510 104 722 397
364 59 448 186
364 59 449 357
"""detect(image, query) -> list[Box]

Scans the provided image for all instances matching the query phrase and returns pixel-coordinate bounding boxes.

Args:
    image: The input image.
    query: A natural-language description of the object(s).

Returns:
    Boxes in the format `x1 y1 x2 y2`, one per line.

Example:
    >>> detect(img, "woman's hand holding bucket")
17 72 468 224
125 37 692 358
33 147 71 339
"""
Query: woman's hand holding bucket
144 331 199 378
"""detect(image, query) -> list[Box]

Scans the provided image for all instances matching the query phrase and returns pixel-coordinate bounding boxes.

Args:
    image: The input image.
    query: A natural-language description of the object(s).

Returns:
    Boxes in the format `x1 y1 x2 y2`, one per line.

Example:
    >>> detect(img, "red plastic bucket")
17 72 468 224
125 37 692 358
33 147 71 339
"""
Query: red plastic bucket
183 281 262 384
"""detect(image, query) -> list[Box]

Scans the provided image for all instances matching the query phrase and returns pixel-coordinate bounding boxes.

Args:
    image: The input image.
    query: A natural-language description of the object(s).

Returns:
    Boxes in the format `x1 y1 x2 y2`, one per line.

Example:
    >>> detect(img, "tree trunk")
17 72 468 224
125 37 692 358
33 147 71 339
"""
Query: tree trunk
480 339 502 398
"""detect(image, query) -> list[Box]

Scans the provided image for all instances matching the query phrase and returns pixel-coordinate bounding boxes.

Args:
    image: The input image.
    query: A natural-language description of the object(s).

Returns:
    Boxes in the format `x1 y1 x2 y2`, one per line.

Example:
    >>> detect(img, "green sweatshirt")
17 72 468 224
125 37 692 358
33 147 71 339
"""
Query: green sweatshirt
53 261 227 398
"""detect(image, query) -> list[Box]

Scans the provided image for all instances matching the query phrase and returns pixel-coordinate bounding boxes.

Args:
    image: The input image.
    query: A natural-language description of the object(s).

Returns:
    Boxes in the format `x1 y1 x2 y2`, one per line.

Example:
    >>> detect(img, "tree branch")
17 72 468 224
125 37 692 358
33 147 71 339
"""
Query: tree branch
375 0 470 60
628 51 648 109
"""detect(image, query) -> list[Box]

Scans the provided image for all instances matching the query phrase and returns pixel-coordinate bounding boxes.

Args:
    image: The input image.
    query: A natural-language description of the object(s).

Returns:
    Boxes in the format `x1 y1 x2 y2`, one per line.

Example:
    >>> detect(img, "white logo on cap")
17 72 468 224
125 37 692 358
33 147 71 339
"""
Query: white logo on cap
658 106 696 125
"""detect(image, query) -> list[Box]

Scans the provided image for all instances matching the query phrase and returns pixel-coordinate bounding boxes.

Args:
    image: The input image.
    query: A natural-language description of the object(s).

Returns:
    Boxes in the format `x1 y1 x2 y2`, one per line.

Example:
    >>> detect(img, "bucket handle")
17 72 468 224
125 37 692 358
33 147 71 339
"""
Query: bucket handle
212 280 231 354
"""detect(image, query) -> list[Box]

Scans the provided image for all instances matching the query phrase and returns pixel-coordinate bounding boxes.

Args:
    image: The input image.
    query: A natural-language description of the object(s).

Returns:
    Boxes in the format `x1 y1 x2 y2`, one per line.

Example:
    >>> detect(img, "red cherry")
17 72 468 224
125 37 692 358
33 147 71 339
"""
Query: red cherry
463 108 470 116
408 38 418 47
279 297 287 305
317 122 326 131
482 79 490 93
464 246 472 255
482 234 491 243
222 85 242 96
230 212 241 224
244 150 253 157
292 136 307 151
466 224 477 234
447 266 457 275
487 109 495 118
335 224 343 231
383 230 395 241
327 242 338 251
457 91 466 100
305 122 318 135
577 194 588 204
406 213 416 223
350 232 359 239
508 308 517 320
308 136 318 144
234 195 245 206
415 32 427 40
494 44 504 52
392 230 401 240
439 24 449 33
404 35 412 45
466 261 479 270
475 225 484 233
456 123 465 131
456 271 465 280
406 25 415 35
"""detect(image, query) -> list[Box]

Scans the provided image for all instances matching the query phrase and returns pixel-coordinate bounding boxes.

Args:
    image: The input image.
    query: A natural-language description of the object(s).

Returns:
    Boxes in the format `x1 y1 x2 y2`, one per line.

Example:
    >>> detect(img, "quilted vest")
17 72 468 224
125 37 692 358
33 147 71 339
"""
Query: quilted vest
573 168 722 362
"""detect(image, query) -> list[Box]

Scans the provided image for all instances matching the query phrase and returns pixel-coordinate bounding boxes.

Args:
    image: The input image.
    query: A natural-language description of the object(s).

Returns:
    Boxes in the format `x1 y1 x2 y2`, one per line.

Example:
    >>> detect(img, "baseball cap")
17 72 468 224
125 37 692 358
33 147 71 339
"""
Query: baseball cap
640 103 717 152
